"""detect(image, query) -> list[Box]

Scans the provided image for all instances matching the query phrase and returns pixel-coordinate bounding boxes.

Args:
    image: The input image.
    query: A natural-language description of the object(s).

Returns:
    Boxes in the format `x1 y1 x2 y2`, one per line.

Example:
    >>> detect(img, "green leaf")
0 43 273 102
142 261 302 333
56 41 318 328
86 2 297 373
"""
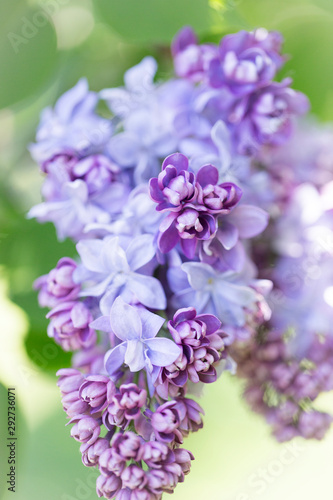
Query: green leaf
0 0 58 109
93 0 212 43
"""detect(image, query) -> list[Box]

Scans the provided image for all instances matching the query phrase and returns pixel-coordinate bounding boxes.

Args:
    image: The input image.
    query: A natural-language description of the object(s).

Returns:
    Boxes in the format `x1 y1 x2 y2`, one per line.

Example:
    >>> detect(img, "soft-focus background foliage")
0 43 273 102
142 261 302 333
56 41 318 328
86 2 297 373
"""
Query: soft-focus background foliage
1 0 333 499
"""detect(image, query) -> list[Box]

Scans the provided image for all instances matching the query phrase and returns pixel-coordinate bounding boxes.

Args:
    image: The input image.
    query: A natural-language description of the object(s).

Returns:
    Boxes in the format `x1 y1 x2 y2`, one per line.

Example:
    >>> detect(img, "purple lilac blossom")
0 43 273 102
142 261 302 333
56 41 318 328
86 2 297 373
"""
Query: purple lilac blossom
150 153 242 259
47 301 97 351
79 375 116 413
171 26 218 83
209 29 284 95
34 257 80 308
232 79 310 154
156 308 226 399
234 330 333 441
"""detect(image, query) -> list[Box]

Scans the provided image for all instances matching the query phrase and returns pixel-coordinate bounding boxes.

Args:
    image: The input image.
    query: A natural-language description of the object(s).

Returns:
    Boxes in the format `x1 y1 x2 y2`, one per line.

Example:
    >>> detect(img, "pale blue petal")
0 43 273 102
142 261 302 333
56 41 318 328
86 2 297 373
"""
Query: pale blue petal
99 285 123 316
137 308 165 340
104 343 126 378
126 234 156 271
228 205 269 239
124 340 146 372
216 222 239 250
110 297 142 341
181 262 215 291
76 239 104 273
124 56 157 92
102 237 130 273
144 338 181 367
80 274 114 298
89 315 111 332
127 274 166 310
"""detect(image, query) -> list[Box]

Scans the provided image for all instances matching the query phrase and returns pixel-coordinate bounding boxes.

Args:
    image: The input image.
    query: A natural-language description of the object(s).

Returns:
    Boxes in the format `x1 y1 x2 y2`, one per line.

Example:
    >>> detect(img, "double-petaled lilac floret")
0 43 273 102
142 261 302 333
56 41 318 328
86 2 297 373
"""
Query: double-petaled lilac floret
81 438 110 467
156 308 224 397
71 154 120 195
34 257 80 309
149 153 242 259
137 441 175 469
171 26 218 83
149 153 196 212
150 401 183 444
96 473 122 499
102 383 147 430
233 78 310 154
56 368 90 417
99 447 126 477
121 465 147 490
113 384 147 420
173 397 204 436
209 29 284 95
112 431 142 460
70 414 101 445
47 301 97 351
79 375 116 413
101 297 181 380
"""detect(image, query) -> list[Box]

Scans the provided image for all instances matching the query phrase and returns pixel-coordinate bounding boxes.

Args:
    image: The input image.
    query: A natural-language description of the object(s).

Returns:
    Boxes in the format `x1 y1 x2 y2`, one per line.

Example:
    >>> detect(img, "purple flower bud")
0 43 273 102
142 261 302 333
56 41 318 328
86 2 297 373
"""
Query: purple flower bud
173 448 195 475
72 154 119 195
137 441 174 469
56 369 90 417
61 390 90 418
174 397 204 435
79 375 116 413
113 384 147 420
297 411 333 440
111 431 142 460
121 464 147 490
146 463 182 495
57 368 85 394
151 402 183 444
99 447 126 477
103 401 127 430
172 26 218 83
70 415 101 445
80 438 110 467
116 489 159 500
47 301 97 351
34 258 79 308
96 473 122 499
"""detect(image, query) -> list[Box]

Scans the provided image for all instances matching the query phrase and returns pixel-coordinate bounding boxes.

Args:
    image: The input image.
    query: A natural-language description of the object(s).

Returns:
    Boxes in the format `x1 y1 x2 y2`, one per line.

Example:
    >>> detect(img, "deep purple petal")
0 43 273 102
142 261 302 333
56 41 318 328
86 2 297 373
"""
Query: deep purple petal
196 165 219 188
162 153 189 173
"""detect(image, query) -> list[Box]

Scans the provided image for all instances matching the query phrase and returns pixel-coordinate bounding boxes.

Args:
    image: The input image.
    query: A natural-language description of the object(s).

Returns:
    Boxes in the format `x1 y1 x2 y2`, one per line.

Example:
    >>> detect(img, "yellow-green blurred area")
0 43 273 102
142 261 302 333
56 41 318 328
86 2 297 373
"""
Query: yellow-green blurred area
1 0 333 499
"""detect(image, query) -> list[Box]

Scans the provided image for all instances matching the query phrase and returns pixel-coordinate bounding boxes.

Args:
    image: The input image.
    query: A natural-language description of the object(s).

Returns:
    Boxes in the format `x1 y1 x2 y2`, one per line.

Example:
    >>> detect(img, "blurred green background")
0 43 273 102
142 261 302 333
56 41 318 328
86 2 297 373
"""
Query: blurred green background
1 0 333 499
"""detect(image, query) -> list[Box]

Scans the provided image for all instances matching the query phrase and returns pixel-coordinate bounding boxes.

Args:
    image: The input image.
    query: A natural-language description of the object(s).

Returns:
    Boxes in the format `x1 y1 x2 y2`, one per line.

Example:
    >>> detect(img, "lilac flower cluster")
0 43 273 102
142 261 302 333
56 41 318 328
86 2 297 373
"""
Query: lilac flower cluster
29 25 333 499
57 366 201 499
